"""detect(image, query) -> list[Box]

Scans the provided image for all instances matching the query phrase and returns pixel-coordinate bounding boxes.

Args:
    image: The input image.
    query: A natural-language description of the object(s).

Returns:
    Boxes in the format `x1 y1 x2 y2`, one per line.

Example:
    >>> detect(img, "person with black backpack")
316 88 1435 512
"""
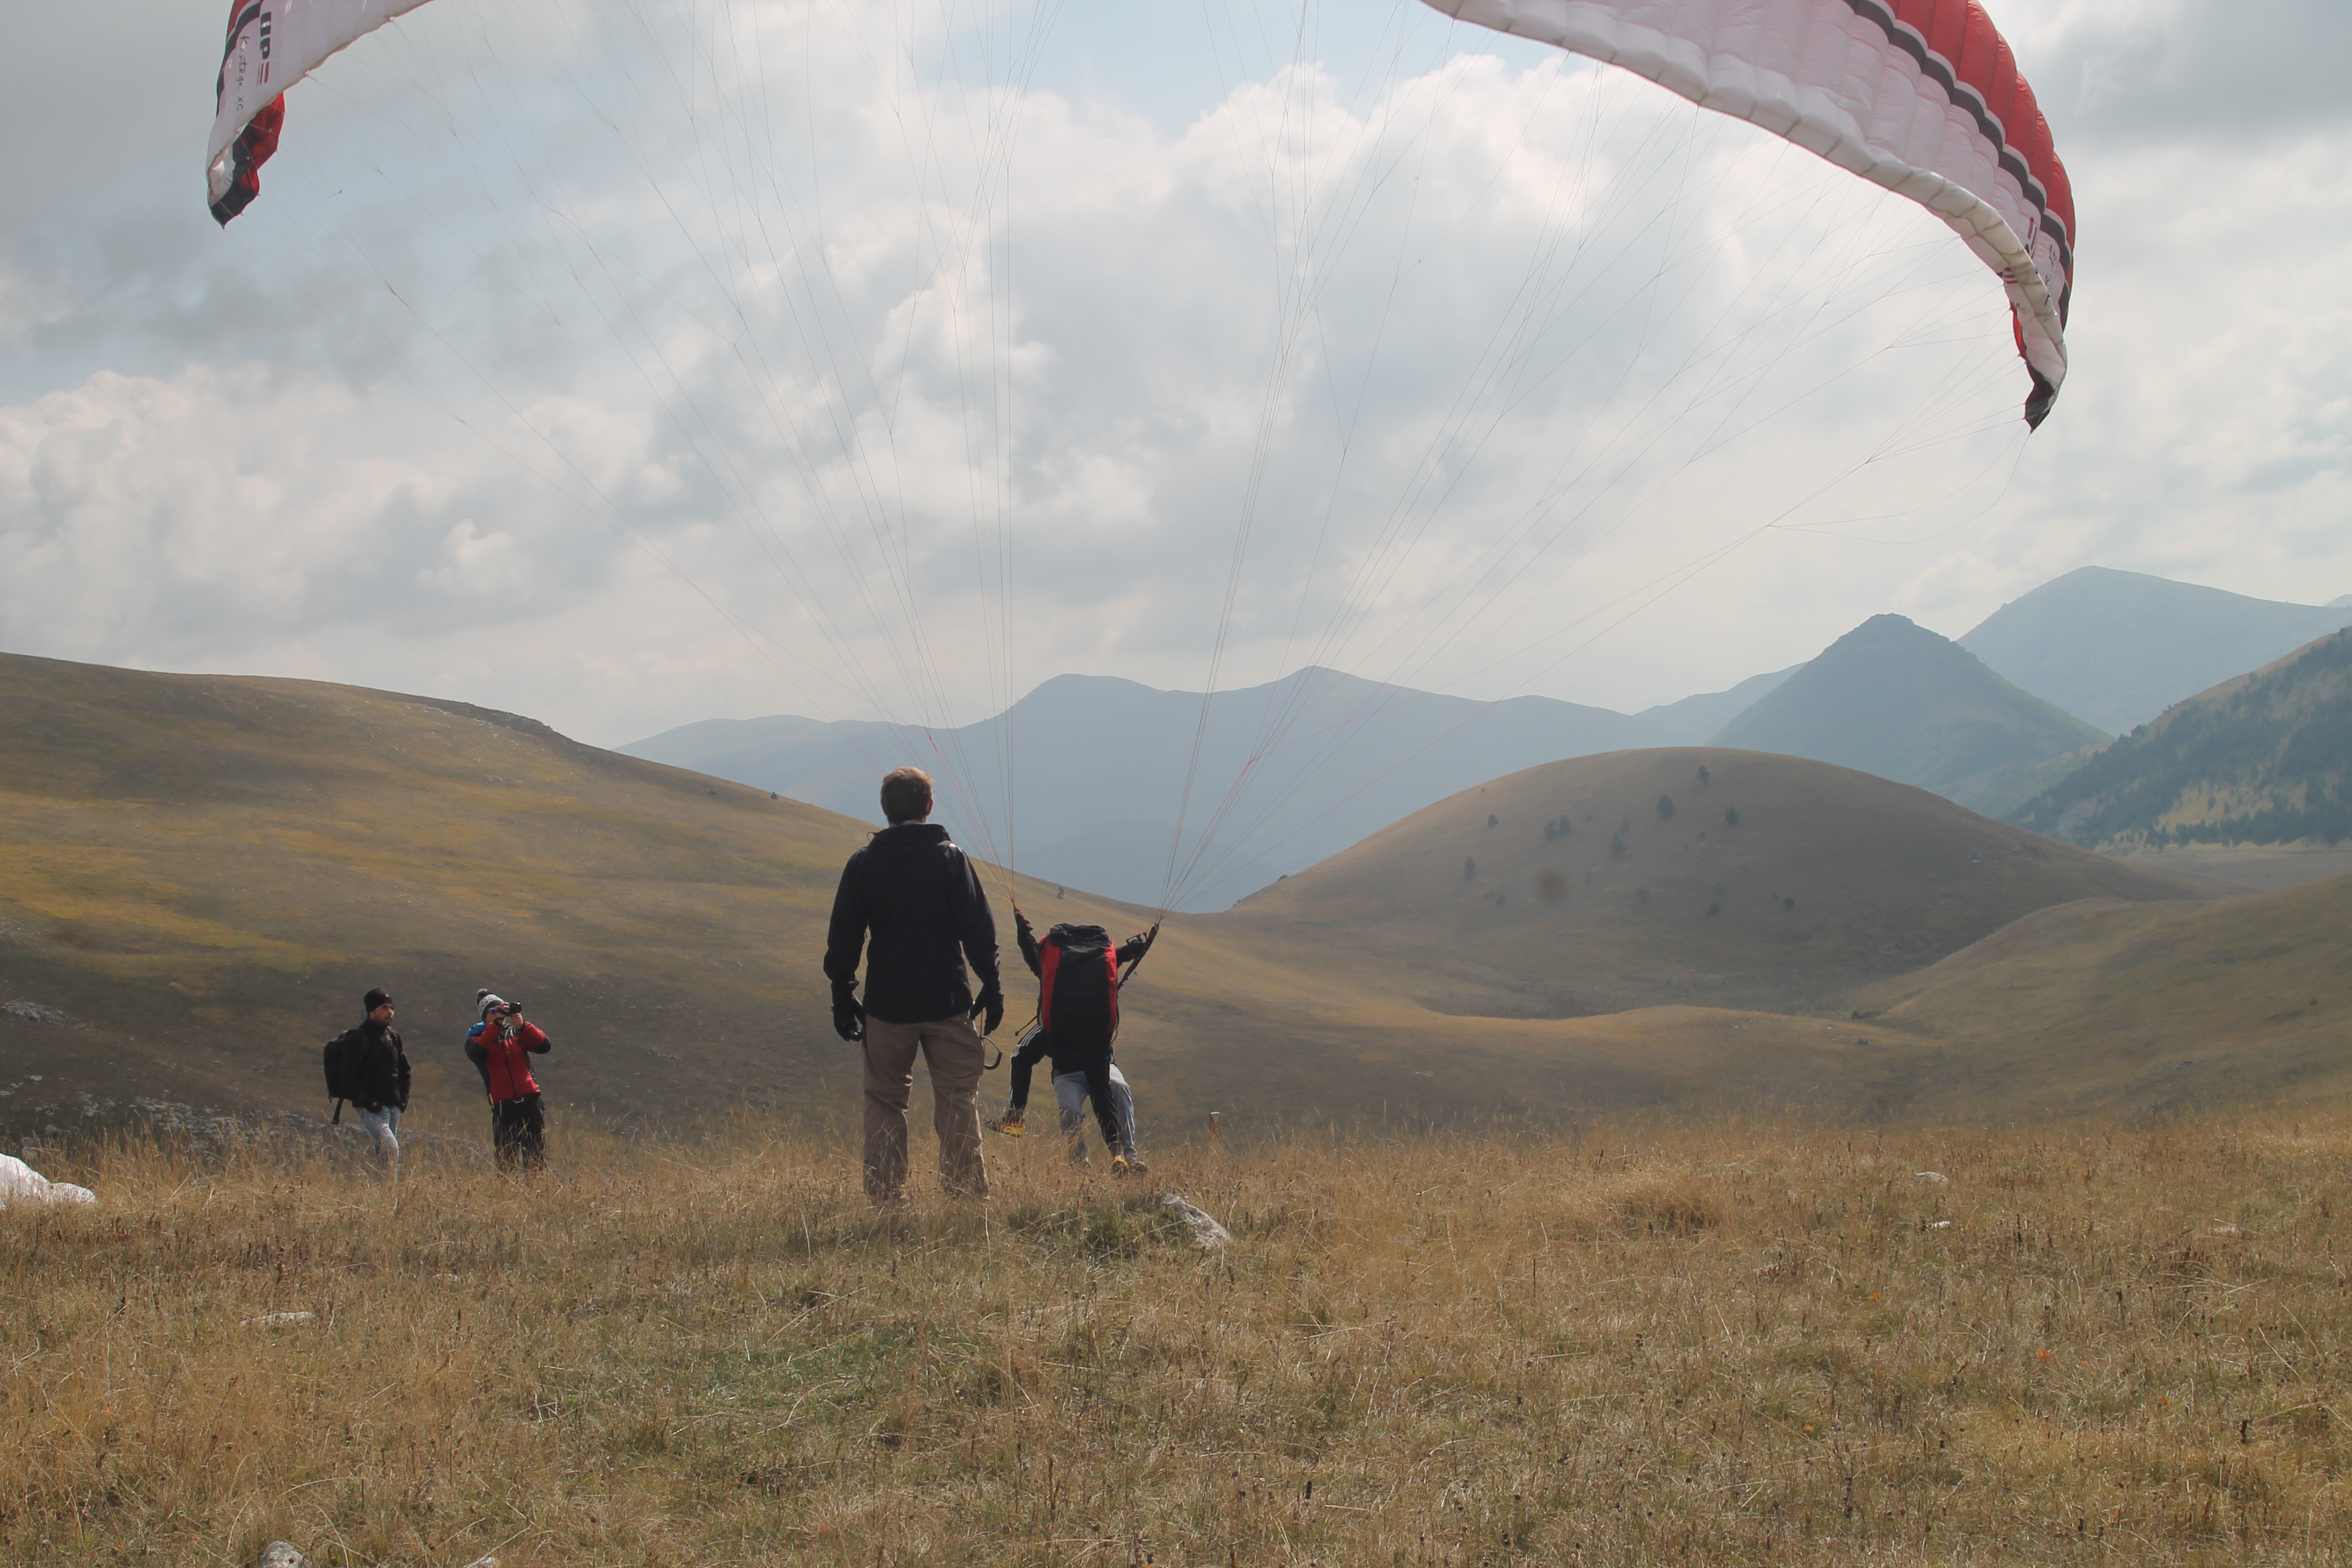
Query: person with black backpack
324 987 411 1175
993 909 1157 1173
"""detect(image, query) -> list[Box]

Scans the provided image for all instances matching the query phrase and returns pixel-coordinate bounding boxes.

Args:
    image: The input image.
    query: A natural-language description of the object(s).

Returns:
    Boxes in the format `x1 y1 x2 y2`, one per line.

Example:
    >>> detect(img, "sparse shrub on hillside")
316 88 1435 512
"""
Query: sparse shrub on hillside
1707 900 1721 917
1608 831 1626 858
1725 805 1741 826
1657 793 1676 818
1784 895 1797 912
2012 627 2352 847
1463 856 1477 880
1487 813 1499 828
1697 765 1711 785
1636 885 1650 904
1537 870 1565 902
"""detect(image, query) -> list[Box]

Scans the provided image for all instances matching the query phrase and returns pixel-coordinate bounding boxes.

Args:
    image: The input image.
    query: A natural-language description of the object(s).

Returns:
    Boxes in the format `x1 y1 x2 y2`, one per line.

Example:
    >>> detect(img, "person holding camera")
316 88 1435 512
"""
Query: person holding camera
466 989 551 1171
823 765 1004 1205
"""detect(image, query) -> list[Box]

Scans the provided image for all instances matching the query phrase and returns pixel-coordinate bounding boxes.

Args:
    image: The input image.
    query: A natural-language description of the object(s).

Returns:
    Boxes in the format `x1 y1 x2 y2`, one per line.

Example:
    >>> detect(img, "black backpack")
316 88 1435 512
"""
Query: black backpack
323 1028 366 1121
1038 923 1119 1050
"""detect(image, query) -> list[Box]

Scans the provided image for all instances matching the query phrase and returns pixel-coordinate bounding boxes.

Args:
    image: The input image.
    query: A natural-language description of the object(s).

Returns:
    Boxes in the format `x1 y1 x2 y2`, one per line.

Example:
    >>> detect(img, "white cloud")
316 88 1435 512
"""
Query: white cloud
3 0 2350 754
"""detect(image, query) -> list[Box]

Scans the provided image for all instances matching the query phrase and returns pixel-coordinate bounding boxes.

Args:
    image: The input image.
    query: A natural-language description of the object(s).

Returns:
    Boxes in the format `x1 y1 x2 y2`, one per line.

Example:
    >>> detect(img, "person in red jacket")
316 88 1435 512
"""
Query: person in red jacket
466 990 552 1170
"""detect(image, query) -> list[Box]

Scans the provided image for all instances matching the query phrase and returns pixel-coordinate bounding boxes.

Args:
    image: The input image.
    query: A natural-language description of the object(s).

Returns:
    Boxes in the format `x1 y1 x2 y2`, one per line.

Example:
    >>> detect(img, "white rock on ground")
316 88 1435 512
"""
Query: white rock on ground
0 1152 95 1207
241 1311 318 1328
1161 1194 1232 1250
1913 1171 1950 1185
257 1544 490 1567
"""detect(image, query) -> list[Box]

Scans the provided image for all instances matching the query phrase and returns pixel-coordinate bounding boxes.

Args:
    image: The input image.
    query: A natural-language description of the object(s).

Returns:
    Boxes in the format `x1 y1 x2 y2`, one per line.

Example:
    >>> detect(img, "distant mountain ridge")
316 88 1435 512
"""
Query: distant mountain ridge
622 666 1773 911
1959 567 2352 734
2011 628 2352 849
1711 614 2107 815
625 569 2352 906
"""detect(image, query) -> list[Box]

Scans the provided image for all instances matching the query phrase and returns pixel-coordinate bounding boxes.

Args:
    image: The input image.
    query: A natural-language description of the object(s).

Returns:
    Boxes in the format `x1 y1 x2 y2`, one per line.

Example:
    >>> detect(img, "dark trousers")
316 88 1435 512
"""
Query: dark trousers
492 1093 546 1170
1008 1030 1121 1151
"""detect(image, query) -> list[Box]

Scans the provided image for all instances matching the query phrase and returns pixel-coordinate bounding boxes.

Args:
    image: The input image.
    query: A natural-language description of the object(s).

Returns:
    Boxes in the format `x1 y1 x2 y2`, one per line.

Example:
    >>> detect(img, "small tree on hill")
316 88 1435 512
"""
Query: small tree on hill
1697 765 1711 785
1463 856 1478 881
1656 794 1675 819
1724 805 1740 827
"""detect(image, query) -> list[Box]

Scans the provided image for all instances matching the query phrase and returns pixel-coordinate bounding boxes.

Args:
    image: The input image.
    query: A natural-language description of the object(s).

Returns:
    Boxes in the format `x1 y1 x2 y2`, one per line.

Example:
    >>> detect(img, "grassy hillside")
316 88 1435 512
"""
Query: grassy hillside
1228 747 2191 1017
0 655 1972 1140
10 1111 2352 1565
0 651 885 1136
1960 564 2352 733
41 654 2352 1141
2011 628 2352 849
1854 873 2352 1113
1715 614 2108 815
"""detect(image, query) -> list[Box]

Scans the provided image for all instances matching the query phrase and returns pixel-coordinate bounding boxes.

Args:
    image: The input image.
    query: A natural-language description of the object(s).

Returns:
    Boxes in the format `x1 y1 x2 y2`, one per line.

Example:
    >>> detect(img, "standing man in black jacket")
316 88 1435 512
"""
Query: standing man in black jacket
343 987 412 1177
823 766 1005 1205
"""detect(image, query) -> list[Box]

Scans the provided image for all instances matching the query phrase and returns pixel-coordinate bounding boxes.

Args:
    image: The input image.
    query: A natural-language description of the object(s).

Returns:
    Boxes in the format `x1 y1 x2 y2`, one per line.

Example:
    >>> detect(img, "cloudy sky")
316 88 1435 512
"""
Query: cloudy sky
4 0 2348 749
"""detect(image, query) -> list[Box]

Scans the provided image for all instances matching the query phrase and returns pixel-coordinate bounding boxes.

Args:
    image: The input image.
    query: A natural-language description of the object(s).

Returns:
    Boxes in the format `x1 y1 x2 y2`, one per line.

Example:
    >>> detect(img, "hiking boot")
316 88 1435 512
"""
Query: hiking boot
989 1110 1026 1137
1110 1154 1146 1177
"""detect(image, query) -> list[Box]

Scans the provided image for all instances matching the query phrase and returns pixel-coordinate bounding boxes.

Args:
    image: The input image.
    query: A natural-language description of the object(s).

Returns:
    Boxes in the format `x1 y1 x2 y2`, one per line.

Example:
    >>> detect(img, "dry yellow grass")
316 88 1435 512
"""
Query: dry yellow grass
7 1107 2352 1566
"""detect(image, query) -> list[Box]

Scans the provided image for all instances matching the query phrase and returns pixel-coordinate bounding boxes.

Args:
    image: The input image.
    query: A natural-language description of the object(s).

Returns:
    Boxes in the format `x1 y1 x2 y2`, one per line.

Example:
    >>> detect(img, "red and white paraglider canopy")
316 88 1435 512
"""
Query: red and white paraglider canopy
207 0 2072 426
205 0 433 225
1420 0 2073 425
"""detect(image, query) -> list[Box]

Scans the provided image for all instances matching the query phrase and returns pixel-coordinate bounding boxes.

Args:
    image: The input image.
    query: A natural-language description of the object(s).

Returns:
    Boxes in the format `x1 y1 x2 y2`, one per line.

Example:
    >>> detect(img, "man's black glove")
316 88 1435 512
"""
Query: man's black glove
831 987 865 1043
972 984 1004 1035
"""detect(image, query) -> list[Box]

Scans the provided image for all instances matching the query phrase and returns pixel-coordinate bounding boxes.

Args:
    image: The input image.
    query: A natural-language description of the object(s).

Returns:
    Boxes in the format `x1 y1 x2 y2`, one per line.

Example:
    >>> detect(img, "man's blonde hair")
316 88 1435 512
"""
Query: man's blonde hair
879 766 934 825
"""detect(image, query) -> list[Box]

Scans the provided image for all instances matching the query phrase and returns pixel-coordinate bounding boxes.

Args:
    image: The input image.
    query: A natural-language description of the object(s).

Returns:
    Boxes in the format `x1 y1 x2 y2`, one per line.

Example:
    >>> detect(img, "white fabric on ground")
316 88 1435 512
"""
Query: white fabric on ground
0 1152 96 1207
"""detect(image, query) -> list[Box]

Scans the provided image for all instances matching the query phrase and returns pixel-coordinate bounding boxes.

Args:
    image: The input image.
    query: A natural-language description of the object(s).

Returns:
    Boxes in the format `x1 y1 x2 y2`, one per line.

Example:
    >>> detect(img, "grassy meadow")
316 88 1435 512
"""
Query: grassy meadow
9 1108 2352 1565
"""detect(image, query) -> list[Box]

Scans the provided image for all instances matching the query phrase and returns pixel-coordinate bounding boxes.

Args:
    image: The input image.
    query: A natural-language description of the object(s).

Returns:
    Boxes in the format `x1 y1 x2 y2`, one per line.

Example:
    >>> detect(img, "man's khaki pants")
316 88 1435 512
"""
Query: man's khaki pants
861 1014 989 1204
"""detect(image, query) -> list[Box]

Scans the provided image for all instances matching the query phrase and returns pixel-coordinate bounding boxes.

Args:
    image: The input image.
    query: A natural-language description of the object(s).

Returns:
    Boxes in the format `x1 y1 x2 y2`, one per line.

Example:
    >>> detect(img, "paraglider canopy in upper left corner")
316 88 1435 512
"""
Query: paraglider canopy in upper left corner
207 0 435 225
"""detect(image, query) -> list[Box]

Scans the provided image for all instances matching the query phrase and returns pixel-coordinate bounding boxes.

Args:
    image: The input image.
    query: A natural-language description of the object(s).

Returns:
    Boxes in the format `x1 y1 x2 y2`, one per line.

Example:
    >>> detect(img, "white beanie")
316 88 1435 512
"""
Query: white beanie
477 990 508 1019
